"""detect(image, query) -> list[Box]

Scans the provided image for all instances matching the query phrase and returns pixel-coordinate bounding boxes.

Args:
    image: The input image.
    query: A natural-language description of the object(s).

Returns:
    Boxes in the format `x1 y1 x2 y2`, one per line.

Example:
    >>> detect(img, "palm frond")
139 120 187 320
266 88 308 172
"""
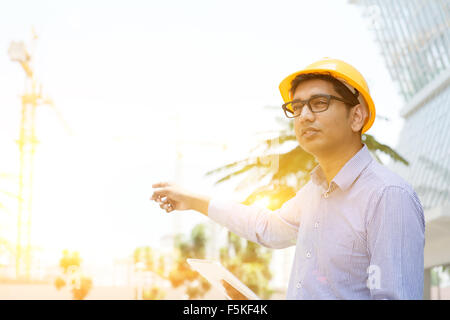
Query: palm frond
212 163 259 185
363 134 408 165
204 159 249 176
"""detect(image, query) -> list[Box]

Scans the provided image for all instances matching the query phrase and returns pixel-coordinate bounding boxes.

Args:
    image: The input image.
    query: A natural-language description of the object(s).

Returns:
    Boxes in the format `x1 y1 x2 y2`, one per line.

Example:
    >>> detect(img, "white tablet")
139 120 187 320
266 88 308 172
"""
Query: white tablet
187 258 260 300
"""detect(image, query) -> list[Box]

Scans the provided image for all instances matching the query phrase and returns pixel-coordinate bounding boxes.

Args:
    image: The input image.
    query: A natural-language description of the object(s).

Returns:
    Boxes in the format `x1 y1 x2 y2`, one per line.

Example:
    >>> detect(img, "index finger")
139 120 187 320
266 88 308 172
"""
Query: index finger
152 182 170 188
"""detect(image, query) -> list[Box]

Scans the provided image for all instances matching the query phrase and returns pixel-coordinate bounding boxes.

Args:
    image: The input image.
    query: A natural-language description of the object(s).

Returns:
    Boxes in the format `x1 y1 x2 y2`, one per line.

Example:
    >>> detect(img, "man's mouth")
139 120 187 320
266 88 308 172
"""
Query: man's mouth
301 127 320 137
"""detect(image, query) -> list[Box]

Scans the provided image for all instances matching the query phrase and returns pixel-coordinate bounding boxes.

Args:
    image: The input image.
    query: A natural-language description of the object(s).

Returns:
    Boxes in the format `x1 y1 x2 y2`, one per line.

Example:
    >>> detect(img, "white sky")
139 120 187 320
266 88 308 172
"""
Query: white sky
0 0 405 267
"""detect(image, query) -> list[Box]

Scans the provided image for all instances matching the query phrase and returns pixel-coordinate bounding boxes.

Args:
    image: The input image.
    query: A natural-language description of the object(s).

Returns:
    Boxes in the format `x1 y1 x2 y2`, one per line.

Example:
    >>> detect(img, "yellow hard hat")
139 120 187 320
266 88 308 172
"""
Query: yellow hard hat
279 58 375 133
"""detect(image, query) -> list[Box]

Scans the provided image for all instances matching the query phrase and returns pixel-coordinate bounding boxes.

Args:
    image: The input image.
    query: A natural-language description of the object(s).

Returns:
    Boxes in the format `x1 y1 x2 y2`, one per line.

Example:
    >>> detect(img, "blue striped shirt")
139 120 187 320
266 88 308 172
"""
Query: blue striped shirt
208 144 425 299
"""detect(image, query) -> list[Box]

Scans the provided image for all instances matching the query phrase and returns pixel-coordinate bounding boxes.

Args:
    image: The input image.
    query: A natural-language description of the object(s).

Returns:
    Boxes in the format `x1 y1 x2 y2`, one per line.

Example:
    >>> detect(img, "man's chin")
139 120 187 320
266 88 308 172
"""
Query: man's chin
298 138 325 156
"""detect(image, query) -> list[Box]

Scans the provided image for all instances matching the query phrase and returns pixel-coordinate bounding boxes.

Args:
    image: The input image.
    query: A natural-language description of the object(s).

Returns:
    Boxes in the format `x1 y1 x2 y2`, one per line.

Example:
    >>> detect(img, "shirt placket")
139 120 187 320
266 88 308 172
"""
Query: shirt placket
315 185 333 291
298 197 325 298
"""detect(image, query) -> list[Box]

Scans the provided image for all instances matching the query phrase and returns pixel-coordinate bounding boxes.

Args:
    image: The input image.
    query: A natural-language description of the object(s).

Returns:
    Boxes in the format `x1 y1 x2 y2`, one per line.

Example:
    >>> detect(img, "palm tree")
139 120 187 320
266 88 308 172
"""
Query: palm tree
168 224 211 299
219 231 274 299
205 111 408 207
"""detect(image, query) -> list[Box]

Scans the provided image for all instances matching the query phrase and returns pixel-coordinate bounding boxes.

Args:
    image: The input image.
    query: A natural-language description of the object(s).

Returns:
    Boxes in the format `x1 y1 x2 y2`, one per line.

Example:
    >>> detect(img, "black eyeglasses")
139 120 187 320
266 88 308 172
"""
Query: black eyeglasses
282 94 358 118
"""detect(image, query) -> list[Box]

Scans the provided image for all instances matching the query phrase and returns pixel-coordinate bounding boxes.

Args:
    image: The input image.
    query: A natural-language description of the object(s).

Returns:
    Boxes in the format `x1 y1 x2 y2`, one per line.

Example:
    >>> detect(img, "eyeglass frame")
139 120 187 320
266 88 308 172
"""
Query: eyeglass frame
281 93 359 118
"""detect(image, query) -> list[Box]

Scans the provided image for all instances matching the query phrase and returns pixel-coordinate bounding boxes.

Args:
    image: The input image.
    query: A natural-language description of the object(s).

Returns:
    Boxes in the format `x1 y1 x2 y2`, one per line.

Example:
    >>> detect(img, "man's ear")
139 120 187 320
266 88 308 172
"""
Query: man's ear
350 104 367 133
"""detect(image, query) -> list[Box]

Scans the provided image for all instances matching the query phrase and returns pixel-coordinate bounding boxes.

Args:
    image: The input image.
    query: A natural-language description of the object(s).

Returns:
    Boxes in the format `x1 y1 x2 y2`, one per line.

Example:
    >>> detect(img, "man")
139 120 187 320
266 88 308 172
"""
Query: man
151 58 425 299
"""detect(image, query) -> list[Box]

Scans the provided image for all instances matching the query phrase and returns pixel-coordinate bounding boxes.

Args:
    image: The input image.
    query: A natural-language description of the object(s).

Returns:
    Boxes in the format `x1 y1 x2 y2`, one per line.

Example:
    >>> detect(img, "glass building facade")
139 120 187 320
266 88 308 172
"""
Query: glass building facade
394 82 449 211
352 0 450 212
354 0 450 101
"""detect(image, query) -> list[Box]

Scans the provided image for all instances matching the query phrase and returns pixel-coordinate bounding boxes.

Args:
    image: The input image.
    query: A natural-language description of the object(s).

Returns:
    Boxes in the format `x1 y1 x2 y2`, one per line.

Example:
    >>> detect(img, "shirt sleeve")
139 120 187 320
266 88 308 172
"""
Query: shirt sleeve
207 187 305 249
366 186 425 300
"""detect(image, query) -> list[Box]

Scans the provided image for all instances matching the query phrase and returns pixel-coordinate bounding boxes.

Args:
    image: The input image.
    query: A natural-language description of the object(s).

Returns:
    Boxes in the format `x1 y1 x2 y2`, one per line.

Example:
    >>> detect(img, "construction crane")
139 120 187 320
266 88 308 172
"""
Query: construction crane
8 31 68 280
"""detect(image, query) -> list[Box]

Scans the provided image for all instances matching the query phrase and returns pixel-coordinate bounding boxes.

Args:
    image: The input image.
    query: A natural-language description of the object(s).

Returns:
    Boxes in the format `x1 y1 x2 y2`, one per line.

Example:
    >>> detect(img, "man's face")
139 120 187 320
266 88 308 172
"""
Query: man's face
292 79 355 157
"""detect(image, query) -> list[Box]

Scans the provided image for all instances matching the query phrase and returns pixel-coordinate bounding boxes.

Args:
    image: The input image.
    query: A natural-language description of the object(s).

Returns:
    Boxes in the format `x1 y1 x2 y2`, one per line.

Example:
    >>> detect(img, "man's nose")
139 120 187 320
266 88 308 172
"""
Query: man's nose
297 104 315 122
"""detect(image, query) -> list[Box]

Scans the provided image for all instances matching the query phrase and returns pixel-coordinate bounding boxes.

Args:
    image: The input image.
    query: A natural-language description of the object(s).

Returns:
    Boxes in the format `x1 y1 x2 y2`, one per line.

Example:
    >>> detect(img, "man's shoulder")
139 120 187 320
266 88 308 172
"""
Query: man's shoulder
363 160 425 231
360 159 416 197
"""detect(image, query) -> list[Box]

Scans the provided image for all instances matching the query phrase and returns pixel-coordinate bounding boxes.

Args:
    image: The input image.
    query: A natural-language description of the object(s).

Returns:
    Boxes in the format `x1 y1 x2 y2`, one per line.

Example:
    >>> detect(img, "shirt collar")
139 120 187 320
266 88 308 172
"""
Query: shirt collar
310 144 373 192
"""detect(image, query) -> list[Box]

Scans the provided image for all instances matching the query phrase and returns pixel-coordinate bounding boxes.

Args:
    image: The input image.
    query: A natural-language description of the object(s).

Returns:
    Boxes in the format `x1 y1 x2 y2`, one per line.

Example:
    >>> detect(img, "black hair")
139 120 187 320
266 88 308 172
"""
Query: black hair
289 72 360 107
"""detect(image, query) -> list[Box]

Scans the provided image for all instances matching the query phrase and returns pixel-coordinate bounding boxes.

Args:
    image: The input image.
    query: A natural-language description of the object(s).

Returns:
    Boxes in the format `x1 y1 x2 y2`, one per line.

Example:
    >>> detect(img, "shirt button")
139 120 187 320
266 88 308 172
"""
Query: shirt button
296 281 302 289
314 222 319 229
323 192 329 198
306 251 312 258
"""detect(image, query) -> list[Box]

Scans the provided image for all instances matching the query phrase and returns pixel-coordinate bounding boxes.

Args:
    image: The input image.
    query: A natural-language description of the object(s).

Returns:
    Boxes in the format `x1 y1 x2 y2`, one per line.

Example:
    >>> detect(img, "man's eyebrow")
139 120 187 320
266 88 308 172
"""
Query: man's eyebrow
292 93 329 101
